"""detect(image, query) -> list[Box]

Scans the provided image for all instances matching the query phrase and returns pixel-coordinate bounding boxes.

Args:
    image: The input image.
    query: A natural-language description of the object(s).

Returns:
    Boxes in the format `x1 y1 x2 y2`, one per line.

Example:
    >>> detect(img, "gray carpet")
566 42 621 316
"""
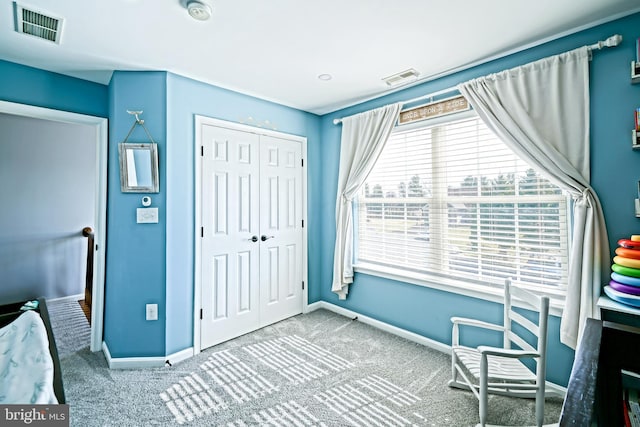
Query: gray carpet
46 299 91 358
47 301 563 426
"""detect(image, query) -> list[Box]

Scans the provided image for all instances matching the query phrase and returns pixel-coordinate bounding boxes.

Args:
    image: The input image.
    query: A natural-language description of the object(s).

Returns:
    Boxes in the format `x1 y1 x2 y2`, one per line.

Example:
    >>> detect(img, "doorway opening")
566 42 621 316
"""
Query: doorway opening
0 100 108 353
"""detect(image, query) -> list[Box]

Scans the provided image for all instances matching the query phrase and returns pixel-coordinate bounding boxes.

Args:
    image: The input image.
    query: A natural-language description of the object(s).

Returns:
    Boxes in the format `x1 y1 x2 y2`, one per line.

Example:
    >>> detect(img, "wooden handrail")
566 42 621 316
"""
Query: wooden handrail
82 227 94 311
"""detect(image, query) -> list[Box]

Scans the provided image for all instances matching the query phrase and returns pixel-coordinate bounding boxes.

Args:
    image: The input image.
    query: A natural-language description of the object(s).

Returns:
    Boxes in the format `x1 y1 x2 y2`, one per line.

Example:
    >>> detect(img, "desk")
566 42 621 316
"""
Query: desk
597 295 640 327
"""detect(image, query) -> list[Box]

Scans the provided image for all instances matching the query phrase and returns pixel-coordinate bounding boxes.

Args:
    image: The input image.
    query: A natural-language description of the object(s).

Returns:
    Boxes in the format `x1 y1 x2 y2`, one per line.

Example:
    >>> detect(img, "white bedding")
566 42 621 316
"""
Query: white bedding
0 310 58 404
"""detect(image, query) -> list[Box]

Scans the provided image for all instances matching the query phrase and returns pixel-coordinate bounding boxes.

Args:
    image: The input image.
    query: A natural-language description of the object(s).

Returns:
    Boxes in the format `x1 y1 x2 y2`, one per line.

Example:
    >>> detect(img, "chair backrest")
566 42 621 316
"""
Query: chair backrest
503 278 550 379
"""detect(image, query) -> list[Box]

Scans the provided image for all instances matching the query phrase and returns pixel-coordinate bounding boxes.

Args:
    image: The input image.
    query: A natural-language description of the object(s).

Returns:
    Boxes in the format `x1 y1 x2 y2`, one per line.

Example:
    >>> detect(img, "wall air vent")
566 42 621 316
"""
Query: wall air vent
382 68 420 87
13 2 63 44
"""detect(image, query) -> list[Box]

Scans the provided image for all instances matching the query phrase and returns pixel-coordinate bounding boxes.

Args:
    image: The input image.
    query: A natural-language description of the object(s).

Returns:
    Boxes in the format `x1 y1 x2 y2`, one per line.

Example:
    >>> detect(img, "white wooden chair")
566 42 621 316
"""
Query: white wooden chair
449 278 551 427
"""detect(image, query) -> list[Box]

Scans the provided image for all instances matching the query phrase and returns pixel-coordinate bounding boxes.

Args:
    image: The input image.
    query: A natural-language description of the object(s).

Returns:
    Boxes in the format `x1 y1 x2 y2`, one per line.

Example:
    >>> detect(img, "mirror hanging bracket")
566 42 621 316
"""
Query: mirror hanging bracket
123 110 156 144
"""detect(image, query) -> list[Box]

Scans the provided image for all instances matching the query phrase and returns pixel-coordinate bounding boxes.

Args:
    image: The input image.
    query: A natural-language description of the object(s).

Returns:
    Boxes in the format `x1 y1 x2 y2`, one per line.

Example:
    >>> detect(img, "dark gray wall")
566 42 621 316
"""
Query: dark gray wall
0 113 96 303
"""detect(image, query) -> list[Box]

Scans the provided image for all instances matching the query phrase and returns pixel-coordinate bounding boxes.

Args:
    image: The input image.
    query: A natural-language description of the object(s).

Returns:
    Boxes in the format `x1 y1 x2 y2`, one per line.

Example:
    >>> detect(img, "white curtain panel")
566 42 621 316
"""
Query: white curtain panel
458 46 609 349
332 103 402 299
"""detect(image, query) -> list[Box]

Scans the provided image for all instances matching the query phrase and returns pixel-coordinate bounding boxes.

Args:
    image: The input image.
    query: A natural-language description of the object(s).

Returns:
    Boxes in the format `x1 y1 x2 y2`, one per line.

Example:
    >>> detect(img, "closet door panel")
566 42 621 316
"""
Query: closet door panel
259 136 303 327
201 125 260 350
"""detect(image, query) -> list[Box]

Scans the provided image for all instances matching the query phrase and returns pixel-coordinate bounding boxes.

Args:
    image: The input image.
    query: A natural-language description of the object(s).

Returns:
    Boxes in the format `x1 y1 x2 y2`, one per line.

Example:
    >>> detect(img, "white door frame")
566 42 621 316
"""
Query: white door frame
0 100 108 353
193 115 308 355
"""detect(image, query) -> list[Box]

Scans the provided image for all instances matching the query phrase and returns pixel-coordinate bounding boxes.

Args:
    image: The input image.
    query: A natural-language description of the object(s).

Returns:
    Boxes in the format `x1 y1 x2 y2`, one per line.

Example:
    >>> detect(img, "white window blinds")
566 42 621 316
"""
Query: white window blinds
356 115 570 296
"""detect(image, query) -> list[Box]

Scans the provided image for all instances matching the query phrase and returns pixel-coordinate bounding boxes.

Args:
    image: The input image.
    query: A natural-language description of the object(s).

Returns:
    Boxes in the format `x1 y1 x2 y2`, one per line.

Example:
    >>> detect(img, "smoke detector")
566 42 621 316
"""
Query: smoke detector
186 0 212 21
382 68 420 87
13 2 63 44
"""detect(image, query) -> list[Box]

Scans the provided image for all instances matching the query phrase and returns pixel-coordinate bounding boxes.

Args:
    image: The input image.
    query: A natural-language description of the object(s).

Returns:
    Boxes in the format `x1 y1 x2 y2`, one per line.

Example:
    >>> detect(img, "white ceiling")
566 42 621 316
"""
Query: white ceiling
1 0 639 115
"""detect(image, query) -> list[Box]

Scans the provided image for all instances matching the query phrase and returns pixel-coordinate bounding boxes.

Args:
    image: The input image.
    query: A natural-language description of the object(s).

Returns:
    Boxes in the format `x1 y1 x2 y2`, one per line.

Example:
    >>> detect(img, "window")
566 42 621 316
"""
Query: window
356 115 570 299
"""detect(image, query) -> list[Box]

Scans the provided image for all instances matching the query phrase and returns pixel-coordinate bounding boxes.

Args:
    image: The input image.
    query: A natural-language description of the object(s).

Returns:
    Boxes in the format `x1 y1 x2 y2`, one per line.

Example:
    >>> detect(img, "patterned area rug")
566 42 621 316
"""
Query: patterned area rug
160 334 423 426
53 307 563 426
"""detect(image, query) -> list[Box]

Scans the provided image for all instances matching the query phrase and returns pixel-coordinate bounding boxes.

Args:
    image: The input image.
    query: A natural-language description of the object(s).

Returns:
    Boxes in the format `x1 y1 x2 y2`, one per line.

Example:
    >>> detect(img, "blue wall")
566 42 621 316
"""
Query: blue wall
315 13 640 387
104 71 167 357
0 60 107 117
590 16 640 253
163 73 320 354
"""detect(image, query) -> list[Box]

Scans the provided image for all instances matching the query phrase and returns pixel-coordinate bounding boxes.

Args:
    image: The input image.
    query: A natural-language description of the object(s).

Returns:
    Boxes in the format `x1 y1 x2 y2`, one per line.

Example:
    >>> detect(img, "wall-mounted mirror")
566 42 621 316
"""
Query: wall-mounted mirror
118 142 159 193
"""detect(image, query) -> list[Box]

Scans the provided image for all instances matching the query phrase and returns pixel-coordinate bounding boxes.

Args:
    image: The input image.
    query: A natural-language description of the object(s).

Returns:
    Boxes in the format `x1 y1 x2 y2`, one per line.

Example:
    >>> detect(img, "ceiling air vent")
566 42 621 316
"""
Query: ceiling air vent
13 2 63 44
382 68 420 87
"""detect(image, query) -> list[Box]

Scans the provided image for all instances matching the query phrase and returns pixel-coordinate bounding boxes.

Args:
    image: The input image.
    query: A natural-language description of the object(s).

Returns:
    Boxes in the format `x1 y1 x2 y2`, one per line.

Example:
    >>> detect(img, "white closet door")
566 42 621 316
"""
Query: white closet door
258 135 303 327
200 125 261 349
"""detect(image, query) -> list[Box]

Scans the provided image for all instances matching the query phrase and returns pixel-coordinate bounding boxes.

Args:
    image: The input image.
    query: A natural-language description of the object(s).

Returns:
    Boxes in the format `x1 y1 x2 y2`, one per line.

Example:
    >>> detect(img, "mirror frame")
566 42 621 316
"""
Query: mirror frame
118 142 159 193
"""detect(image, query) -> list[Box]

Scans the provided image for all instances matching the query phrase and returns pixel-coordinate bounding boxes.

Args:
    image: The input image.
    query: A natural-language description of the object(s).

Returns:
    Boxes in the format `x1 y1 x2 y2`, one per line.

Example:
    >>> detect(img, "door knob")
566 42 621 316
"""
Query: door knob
250 235 259 242
261 235 274 241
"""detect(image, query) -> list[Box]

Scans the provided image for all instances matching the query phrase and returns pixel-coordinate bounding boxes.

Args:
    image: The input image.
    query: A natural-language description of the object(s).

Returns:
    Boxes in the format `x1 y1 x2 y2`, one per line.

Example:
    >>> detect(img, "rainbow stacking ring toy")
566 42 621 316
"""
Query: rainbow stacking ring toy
612 263 640 278
609 280 640 296
606 236 640 307
611 272 640 287
604 285 640 308
615 247 640 260
617 238 640 249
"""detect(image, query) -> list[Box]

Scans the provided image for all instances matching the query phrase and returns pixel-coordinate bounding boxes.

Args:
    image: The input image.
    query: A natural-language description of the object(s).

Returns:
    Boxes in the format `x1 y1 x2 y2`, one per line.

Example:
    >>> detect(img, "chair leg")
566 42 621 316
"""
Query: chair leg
535 385 545 427
451 350 458 384
479 355 488 427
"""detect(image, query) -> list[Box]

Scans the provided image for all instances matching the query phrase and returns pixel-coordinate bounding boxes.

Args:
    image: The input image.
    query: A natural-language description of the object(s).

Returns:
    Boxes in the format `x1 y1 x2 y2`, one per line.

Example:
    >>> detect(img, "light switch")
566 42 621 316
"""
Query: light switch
137 207 159 223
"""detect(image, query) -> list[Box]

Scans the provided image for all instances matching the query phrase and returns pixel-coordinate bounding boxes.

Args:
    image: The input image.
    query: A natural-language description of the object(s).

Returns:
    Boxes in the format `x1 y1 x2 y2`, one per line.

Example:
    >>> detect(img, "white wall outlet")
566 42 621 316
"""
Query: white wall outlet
146 303 158 321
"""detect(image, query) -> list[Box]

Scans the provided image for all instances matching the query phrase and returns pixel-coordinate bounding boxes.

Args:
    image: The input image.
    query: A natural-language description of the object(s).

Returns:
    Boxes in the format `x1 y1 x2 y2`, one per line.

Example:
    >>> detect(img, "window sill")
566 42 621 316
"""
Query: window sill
353 263 564 317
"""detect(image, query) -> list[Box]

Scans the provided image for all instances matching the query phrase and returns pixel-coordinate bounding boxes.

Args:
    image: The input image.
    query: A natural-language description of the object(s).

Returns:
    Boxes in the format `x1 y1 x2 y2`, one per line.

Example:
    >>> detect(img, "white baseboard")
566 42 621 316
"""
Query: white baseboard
307 301 452 355
545 381 567 398
102 341 167 369
166 347 194 366
304 301 323 313
102 342 195 369
101 341 111 366
46 293 84 304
